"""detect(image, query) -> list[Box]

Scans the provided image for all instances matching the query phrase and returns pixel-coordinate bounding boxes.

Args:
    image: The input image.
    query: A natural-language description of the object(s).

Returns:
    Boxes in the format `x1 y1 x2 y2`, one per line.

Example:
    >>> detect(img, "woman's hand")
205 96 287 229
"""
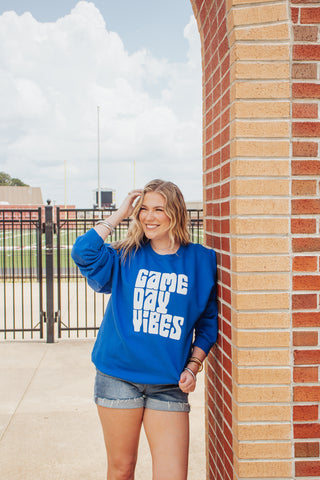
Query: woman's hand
179 369 196 393
179 347 206 393
94 189 143 240
116 189 143 221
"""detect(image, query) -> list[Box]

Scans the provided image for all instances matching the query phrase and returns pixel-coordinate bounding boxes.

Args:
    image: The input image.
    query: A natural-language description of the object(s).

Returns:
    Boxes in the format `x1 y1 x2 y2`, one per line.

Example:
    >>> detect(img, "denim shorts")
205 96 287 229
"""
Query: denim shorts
94 370 190 412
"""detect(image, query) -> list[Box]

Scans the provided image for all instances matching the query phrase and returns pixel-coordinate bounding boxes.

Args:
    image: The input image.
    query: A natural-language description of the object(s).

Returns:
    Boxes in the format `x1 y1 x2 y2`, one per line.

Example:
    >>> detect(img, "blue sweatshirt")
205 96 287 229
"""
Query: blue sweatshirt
71 228 218 384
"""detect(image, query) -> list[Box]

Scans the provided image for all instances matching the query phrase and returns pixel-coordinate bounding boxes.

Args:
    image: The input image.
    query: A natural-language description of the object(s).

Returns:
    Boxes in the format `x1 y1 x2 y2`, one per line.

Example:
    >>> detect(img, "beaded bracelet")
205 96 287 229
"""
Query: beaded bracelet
184 367 197 381
188 356 203 372
96 219 115 235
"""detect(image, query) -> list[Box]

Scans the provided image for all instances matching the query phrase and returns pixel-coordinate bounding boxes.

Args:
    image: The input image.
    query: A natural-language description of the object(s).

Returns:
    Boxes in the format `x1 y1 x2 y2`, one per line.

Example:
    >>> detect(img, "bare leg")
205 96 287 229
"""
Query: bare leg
97 405 144 480
143 409 189 480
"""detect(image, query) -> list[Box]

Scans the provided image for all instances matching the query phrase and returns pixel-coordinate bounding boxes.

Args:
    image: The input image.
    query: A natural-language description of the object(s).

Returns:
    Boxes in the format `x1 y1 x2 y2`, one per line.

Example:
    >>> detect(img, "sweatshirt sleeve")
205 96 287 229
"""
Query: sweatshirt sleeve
192 250 218 354
71 228 117 294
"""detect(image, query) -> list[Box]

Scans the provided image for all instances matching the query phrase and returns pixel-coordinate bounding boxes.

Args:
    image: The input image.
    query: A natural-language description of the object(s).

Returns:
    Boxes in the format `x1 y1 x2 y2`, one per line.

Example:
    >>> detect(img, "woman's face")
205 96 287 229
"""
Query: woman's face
138 192 171 243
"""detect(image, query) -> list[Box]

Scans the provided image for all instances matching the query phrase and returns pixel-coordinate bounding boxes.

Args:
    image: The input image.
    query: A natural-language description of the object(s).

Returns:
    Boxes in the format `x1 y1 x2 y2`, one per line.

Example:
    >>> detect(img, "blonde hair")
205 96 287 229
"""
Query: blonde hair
113 179 190 260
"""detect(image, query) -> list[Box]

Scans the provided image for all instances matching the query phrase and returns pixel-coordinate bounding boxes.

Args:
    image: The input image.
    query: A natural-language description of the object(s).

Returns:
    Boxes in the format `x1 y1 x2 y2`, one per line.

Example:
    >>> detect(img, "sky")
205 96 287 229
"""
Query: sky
0 1 202 208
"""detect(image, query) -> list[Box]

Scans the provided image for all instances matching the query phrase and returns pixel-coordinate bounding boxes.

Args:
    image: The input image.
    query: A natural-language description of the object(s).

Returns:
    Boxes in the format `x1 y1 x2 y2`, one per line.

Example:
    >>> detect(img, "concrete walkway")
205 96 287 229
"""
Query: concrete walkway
0 340 206 479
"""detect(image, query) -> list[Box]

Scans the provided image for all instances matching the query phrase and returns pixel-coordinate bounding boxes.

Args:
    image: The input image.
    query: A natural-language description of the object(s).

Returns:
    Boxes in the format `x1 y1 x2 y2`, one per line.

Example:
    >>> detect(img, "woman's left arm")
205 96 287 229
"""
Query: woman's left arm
179 346 207 393
179 250 219 393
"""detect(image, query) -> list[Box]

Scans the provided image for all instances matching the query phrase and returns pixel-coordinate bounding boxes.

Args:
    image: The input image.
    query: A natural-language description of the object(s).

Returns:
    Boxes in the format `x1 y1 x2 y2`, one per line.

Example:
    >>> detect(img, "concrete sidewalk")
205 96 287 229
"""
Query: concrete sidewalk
0 340 206 479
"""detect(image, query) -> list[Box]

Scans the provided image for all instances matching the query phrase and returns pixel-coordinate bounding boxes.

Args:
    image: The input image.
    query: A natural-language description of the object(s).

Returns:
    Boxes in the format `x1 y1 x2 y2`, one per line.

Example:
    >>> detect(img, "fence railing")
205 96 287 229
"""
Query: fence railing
1 207 203 341
0 208 44 339
0 208 203 279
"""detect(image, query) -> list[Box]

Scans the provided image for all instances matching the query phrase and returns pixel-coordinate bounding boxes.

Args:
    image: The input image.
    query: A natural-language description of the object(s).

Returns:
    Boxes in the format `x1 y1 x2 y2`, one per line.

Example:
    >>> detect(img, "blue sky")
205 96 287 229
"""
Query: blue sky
0 0 193 61
0 1 202 207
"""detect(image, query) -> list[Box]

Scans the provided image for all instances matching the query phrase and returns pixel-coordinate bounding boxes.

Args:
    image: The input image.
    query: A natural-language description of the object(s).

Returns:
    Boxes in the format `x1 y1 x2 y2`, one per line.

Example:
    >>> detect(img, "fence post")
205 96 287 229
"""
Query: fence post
45 204 55 343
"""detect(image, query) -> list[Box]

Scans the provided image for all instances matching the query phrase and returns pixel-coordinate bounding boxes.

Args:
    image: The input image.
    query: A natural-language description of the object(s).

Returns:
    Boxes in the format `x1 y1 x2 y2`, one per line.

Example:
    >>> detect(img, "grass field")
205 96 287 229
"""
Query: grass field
1 228 74 273
0 224 203 276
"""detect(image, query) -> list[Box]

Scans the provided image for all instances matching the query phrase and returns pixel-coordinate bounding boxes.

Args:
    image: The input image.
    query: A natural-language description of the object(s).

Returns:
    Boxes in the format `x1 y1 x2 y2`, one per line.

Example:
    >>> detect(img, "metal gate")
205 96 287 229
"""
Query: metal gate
0 208 44 339
55 207 131 340
1 206 203 342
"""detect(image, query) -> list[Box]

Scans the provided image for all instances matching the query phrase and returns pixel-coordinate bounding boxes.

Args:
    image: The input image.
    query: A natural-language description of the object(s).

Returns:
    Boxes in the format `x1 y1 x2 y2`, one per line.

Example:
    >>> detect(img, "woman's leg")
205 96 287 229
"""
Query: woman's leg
97 405 144 480
143 409 189 480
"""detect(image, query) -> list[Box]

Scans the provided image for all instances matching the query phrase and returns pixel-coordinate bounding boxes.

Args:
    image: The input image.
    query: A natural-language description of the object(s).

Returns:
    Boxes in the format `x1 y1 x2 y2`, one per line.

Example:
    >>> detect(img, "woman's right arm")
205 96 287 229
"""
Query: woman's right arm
71 190 143 293
94 189 143 241
71 229 115 292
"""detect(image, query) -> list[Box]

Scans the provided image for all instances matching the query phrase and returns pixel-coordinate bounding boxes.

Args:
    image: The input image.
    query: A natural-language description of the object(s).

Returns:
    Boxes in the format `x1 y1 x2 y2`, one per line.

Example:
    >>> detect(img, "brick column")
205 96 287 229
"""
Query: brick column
291 2 320 478
191 0 293 478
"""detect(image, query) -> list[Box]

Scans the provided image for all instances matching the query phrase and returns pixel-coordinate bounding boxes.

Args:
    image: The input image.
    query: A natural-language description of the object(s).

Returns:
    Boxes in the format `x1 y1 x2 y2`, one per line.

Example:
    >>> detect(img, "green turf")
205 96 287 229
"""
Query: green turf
0 224 203 276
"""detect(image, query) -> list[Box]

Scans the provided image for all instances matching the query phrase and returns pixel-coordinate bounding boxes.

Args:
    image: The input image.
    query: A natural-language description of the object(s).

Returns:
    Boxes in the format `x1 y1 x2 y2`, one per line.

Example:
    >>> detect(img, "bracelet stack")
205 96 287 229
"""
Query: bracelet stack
96 219 115 235
184 367 197 381
188 356 203 372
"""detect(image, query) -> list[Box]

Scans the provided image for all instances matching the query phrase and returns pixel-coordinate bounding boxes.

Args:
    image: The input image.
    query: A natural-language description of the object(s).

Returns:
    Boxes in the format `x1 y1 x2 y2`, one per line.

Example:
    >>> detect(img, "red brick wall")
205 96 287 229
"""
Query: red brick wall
291 2 320 478
191 0 232 478
193 0 320 478
0 205 76 228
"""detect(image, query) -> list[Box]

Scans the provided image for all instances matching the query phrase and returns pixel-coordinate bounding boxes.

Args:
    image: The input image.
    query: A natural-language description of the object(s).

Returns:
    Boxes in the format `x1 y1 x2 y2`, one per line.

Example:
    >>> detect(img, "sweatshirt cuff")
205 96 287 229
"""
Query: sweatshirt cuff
71 227 105 263
86 227 105 245
193 337 215 356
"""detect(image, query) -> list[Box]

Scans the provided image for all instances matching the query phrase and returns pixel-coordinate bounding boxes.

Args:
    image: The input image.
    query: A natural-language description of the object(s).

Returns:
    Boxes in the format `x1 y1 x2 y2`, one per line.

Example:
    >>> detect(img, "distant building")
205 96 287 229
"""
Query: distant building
0 186 43 205
186 201 203 210
93 188 116 209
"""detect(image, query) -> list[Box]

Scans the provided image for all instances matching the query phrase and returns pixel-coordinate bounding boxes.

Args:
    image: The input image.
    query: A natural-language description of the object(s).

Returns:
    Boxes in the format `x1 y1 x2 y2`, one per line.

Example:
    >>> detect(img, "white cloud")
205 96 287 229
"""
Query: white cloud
0 2 202 207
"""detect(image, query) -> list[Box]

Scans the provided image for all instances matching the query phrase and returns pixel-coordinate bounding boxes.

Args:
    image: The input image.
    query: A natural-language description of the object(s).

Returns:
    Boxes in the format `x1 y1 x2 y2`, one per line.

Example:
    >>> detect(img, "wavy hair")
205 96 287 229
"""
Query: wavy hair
113 179 190 260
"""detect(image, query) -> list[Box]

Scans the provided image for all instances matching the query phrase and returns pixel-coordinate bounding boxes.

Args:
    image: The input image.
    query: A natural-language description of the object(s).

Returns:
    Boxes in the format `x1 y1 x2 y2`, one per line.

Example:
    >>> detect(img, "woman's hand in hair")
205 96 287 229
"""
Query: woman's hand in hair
116 190 143 221
94 190 143 241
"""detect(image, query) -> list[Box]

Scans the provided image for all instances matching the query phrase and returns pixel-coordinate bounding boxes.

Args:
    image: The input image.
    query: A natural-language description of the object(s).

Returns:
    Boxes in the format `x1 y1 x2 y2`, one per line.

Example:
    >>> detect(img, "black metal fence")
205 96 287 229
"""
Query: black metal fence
0 206 203 341
0 208 44 339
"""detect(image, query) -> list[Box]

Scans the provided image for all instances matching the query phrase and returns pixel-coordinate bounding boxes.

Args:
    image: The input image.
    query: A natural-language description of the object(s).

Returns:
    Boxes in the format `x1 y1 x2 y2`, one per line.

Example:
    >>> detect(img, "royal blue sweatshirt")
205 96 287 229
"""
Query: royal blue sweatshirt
71 228 218 384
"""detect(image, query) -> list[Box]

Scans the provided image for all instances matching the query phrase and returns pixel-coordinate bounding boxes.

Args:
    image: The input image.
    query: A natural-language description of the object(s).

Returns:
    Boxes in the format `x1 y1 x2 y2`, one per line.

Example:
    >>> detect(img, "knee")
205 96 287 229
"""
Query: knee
108 457 136 480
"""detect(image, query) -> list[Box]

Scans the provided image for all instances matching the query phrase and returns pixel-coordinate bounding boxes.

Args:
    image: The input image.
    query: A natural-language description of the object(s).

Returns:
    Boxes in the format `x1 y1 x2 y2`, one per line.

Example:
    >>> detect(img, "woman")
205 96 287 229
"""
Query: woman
71 179 218 480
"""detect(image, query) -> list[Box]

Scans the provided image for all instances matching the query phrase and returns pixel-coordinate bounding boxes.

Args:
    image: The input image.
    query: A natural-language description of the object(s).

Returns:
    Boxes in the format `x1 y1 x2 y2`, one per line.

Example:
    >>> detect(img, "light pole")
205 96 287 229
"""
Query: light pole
97 105 101 208
64 160 67 208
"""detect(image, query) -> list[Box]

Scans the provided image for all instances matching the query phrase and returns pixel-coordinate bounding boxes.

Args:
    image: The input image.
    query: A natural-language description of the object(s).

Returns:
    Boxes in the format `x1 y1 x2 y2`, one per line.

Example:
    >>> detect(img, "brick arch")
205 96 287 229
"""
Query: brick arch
190 0 299 479
190 1 233 477
291 2 320 479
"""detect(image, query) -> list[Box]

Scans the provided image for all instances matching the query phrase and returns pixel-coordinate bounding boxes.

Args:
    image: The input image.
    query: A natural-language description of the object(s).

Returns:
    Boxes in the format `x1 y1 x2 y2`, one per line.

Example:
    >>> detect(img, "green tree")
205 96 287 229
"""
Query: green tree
0 172 29 186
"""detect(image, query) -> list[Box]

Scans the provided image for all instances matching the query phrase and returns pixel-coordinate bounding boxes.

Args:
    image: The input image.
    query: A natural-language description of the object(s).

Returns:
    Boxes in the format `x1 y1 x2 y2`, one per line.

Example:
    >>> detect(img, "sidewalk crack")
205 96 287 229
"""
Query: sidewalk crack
0 345 48 443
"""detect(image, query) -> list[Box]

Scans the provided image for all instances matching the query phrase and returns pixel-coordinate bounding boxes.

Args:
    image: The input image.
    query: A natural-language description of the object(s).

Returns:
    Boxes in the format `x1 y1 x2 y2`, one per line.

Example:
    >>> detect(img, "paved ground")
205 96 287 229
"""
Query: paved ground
0 340 206 479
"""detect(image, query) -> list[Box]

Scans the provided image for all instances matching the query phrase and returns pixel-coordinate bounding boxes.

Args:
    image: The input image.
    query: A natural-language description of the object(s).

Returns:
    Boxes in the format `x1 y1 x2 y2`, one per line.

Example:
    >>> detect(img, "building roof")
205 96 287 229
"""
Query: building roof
0 186 43 205
186 201 203 210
